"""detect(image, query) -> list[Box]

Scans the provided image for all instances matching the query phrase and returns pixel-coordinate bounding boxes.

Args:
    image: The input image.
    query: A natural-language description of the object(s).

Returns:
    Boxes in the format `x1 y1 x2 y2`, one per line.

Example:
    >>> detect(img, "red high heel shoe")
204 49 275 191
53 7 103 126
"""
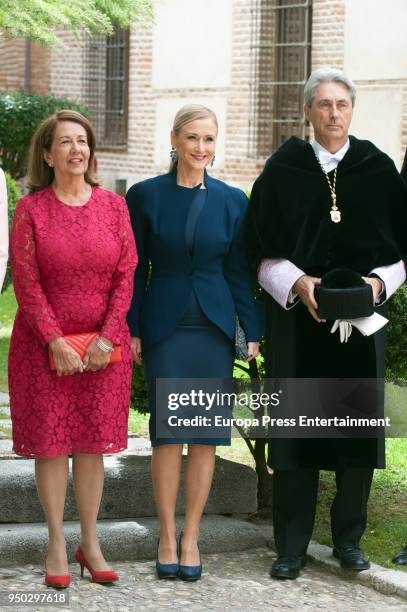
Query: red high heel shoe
75 547 119 583
44 558 71 589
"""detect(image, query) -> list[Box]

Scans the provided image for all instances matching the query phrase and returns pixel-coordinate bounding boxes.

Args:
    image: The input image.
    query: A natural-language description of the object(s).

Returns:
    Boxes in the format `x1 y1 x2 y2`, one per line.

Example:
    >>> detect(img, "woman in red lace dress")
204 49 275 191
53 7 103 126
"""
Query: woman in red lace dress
9 110 137 587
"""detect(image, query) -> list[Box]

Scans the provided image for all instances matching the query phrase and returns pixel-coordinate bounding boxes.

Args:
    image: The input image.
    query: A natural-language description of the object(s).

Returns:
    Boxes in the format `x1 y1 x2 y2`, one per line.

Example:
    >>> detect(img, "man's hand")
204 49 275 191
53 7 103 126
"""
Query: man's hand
293 275 323 323
362 276 383 305
49 337 84 376
131 337 143 365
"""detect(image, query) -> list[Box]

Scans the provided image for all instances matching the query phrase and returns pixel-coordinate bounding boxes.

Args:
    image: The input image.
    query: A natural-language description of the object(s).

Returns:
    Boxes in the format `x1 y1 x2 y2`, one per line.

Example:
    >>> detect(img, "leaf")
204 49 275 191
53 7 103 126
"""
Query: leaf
0 0 152 45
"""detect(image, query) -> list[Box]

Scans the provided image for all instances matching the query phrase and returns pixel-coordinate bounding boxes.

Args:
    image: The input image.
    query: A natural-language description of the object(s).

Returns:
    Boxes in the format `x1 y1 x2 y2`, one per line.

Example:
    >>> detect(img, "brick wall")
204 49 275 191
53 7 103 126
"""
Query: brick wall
1 0 406 181
94 0 265 191
48 31 84 103
311 0 345 70
29 44 50 94
0 37 26 91
93 0 350 190
354 79 407 167
222 0 265 187
99 26 156 184
310 0 407 167
0 38 50 94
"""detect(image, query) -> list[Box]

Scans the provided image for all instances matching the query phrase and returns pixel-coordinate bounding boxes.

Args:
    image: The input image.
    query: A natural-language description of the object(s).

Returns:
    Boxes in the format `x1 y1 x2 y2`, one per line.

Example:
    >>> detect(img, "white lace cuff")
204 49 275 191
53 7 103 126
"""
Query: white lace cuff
369 260 406 305
258 258 304 310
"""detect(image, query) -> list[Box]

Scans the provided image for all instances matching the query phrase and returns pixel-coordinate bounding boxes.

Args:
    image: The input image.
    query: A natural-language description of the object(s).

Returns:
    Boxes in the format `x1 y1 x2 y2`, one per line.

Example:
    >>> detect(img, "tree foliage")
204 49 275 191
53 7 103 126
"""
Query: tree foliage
1 172 20 292
0 0 153 45
0 91 89 179
131 364 149 414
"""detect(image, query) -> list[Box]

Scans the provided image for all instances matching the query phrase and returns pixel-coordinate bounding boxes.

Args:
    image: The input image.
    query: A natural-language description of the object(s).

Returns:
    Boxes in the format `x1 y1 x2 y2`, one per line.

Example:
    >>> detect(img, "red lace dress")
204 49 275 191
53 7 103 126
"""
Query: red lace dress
8 186 137 458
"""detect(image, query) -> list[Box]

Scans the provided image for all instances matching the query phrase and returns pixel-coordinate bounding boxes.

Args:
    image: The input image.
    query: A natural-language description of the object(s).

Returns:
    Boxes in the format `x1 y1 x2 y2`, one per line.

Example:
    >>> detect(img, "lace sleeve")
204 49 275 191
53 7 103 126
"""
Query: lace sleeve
101 200 138 345
10 198 63 345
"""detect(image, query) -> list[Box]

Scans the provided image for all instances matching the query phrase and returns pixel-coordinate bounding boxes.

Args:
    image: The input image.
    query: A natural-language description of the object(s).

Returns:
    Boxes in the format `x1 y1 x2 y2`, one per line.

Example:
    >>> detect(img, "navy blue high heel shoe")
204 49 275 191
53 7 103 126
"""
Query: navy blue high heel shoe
156 539 179 579
177 532 202 581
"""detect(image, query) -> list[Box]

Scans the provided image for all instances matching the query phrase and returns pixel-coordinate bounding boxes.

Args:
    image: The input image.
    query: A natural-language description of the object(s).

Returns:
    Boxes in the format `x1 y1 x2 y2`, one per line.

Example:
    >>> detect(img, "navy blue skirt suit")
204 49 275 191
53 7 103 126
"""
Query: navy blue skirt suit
126 168 260 446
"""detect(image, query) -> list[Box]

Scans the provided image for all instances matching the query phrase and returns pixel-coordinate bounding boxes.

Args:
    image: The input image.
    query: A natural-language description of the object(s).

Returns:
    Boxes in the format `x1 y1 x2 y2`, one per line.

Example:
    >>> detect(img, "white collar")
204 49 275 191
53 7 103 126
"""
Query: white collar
311 139 350 170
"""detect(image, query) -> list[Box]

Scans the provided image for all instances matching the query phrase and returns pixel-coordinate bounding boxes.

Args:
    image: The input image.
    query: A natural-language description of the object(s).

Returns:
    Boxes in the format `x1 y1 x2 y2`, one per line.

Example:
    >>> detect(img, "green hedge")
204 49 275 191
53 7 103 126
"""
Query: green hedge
2 173 21 293
131 363 149 414
0 91 89 179
386 284 407 380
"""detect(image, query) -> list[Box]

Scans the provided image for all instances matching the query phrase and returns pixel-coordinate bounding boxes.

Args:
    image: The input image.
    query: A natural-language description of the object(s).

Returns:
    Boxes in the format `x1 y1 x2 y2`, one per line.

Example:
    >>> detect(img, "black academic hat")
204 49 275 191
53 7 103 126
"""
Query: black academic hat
315 268 374 320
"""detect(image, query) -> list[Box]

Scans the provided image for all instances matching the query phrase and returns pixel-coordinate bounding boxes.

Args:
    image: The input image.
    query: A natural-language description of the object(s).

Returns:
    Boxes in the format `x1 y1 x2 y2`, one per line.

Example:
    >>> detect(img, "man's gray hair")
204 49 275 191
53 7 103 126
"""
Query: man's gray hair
304 67 356 107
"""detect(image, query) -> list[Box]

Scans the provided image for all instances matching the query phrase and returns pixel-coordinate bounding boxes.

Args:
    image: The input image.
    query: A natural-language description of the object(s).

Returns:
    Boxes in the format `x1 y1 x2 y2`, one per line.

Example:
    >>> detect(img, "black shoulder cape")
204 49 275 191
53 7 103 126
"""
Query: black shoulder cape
244 136 407 276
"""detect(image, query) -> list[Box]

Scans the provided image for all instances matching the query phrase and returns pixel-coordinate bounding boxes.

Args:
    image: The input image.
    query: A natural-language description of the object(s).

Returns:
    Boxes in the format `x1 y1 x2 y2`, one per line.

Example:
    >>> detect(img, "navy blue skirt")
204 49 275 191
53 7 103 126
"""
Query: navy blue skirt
143 293 234 447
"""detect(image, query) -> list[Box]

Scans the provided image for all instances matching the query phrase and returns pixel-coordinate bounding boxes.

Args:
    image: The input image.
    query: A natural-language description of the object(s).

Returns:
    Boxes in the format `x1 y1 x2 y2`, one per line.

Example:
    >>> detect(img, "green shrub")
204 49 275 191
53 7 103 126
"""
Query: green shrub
131 364 149 414
1 173 21 293
386 284 407 380
0 91 89 179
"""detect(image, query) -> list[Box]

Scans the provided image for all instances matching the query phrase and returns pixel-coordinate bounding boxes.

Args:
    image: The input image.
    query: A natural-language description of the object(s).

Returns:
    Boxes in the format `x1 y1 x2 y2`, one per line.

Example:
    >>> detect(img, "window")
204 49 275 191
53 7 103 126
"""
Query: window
249 0 312 157
82 26 129 148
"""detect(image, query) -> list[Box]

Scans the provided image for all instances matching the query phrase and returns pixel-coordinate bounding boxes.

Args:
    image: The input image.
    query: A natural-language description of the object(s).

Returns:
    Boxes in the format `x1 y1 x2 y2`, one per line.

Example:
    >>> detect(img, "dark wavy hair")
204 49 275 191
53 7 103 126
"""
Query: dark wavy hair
27 109 100 192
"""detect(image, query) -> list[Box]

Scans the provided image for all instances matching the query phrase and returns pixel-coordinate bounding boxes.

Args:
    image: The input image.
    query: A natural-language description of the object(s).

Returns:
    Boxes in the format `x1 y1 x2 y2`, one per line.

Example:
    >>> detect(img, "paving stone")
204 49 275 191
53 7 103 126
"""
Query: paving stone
0 392 9 405
0 439 12 454
0 548 405 611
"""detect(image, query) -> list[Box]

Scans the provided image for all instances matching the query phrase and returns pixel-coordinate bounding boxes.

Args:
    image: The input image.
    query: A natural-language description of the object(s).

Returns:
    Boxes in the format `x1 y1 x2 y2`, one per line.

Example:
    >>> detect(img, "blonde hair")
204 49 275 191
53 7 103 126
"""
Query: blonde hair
170 104 218 171
27 109 100 192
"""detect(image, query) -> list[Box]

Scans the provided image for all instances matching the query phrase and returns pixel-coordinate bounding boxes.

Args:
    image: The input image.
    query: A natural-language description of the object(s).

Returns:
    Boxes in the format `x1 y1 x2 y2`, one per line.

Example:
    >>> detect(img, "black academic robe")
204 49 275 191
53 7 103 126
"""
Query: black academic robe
402 148 407 182
244 136 407 470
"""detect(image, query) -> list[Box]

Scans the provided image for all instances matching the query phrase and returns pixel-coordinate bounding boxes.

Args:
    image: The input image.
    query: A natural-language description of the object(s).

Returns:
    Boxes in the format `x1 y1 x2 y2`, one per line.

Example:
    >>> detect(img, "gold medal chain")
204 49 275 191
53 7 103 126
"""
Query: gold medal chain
315 156 341 223
324 168 337 206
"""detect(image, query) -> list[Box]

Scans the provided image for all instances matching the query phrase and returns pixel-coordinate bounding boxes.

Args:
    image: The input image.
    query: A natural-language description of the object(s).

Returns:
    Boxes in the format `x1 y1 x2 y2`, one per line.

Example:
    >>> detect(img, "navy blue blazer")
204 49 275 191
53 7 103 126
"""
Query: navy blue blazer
126 169 260 350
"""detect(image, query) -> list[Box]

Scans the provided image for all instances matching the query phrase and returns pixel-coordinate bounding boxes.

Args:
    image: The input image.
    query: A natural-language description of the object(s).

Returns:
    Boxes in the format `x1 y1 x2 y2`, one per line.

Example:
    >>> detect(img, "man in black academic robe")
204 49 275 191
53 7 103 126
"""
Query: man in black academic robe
392 147 407 567
244 68 407 579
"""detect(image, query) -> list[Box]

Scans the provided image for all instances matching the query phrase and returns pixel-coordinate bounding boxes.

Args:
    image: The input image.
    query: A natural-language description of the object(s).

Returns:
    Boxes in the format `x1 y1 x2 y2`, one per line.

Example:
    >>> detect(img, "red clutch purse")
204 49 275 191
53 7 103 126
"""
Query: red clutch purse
48 332 122 371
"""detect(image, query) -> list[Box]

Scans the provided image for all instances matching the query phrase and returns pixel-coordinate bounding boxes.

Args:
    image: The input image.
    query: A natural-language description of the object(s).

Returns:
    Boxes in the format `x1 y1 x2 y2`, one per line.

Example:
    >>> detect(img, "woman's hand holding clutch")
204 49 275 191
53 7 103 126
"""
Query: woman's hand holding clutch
83 337 112 371
48 337 84 376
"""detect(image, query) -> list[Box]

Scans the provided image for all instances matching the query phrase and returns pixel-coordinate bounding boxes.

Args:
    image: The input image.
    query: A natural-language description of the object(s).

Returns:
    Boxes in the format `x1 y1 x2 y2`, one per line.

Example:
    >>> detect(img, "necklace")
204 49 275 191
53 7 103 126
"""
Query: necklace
315 157 341 223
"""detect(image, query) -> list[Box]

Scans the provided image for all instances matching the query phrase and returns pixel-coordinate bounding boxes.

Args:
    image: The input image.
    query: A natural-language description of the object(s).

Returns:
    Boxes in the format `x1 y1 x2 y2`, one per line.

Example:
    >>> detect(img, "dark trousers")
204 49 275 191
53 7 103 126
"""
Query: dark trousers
272 468 374 557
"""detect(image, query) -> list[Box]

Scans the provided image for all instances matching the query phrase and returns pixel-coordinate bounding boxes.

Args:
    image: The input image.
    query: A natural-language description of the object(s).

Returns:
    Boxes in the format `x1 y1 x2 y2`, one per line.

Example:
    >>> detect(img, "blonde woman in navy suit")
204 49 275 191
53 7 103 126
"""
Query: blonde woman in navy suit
126 105 260 580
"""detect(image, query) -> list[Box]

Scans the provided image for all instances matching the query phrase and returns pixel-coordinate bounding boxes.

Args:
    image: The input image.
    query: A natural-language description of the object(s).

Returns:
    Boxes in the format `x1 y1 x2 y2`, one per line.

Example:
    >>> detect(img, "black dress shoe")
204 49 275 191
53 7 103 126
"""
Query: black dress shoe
270 556 306 580
333 547 370 570
392 546 407 565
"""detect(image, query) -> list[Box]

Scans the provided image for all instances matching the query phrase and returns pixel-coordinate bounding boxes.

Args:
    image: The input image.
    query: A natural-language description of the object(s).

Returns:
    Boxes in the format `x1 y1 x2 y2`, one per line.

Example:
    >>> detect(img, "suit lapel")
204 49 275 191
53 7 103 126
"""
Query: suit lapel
192 174 225 265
